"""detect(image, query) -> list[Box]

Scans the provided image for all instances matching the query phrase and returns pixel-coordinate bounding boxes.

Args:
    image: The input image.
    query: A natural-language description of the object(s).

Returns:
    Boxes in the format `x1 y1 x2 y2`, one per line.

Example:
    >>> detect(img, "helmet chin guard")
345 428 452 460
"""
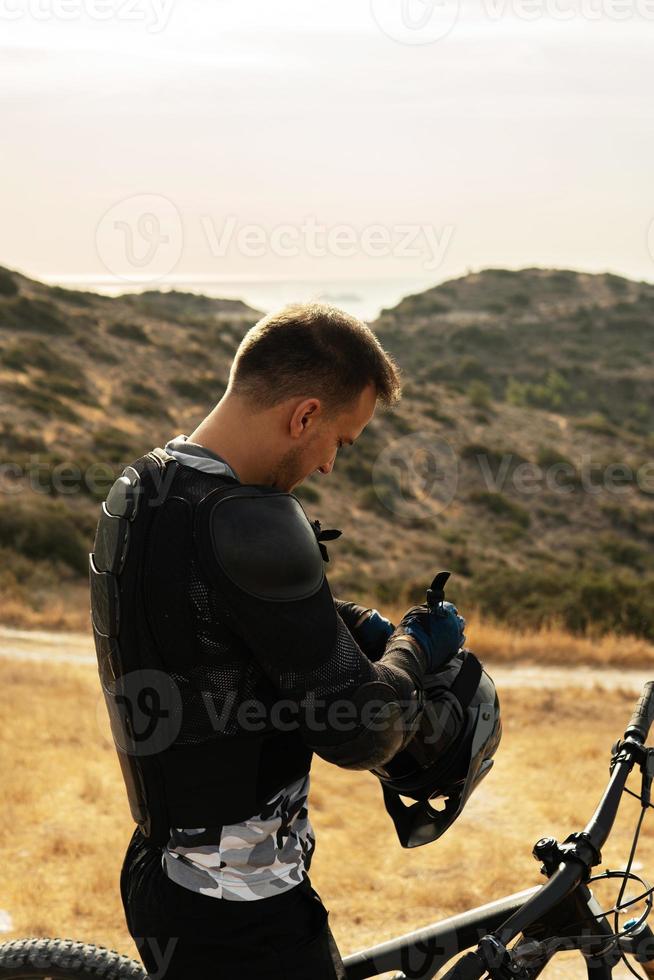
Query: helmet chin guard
373 650 502 848
380 701 498 848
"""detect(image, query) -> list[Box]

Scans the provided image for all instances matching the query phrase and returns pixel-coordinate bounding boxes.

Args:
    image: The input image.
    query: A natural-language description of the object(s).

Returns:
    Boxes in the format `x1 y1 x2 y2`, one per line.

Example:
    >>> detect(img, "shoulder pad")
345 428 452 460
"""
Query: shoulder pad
209 489 325 601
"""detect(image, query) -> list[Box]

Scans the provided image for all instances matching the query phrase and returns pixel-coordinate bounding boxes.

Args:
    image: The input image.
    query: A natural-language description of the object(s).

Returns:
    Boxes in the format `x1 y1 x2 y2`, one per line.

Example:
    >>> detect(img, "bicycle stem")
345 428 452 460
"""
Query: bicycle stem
441 682 654 980
495 748 636 950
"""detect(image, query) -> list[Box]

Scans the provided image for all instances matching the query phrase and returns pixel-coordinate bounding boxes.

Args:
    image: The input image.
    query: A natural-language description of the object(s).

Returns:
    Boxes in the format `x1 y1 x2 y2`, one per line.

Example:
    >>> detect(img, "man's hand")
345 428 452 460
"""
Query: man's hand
391 600 466 673
333 599 395 661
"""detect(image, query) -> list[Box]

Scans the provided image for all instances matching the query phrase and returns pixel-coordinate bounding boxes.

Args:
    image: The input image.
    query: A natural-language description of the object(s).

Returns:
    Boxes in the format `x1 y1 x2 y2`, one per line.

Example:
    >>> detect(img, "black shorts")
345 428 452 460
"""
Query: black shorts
120 829 347 980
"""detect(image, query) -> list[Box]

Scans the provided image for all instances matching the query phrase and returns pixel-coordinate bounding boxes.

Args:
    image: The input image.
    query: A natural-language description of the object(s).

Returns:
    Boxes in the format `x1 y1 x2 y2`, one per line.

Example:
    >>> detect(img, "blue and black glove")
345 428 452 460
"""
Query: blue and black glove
397 600 466 672
391 571 466 673
334 598 395 661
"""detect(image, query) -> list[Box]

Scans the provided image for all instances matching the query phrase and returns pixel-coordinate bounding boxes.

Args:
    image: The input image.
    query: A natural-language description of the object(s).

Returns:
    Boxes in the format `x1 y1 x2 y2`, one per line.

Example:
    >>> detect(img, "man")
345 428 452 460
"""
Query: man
91 303 465 979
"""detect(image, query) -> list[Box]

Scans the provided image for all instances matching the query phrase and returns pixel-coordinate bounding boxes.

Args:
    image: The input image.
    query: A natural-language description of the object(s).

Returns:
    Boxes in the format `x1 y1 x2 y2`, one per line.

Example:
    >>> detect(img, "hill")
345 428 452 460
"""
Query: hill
1 264 653 638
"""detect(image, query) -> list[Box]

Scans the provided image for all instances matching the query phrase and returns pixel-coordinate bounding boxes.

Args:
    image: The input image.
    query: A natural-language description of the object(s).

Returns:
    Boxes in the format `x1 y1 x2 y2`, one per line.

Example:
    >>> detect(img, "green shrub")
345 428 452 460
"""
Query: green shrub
574 413 616 436
92 426 139 463
1 338 83 377
450 325 510 352
339 454 373 487
293 483 322 504
535 503 571 526
535 447 579 487
170 376 222 401
0 297 71 335
107 321 150 344
549 271 576 291
469 490 531 528
127 381 159 400
0 268 18 297
122 393 170 420
388 413 413 434
599 535 649 572
374 576 411 606
422 405 453 424
49 286 95 307
461 443 505 467
505 371 572 411
468 567 654 640
0 422 47 454
357 485 392 517
337 538 372 561
49 374 97 406
455 356 488 381
74 333 120 364
467 380 493 410
0 498 91 574
2 382 79 422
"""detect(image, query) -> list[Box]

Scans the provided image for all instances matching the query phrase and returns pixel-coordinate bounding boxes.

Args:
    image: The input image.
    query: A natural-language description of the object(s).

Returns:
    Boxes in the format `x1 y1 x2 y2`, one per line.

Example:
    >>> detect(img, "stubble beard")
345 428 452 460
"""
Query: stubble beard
266 443 308 493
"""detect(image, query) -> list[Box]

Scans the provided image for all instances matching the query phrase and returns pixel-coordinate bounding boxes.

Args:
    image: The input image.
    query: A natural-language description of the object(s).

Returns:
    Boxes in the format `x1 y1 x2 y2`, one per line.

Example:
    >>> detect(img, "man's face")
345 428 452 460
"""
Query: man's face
272 382 377 493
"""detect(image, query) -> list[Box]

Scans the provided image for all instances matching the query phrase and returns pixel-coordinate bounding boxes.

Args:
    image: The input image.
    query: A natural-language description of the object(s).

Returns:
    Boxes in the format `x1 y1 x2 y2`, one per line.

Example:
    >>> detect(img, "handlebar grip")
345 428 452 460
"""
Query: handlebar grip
625 681 654 743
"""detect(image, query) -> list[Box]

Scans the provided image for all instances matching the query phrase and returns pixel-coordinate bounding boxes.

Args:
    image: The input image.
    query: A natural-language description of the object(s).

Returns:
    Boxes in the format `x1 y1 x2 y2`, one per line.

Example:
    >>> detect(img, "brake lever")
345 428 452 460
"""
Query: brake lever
642 748 654 807
610 740 654 807
426 570 451 615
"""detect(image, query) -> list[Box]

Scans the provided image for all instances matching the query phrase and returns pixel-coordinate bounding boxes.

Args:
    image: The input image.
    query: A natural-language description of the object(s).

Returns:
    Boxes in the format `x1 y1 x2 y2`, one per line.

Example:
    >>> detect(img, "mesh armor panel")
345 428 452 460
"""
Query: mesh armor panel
280 615 376 700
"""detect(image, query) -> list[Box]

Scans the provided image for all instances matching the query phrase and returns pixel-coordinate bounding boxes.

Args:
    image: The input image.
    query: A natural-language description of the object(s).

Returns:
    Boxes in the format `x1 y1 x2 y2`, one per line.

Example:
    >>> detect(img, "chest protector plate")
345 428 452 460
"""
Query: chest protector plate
90 448 313 844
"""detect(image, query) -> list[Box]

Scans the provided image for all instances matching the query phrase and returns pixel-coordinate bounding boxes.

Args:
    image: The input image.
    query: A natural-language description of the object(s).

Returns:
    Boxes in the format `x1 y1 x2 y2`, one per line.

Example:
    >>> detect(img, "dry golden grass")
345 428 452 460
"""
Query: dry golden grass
385 606 654 669
466 615 654 668
1 656 654 974
0 584 91 632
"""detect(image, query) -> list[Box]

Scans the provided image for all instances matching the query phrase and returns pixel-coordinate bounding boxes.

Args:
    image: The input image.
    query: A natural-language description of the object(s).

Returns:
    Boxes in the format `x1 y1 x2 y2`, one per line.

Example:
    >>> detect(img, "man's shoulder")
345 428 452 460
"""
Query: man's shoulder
204 487 326 602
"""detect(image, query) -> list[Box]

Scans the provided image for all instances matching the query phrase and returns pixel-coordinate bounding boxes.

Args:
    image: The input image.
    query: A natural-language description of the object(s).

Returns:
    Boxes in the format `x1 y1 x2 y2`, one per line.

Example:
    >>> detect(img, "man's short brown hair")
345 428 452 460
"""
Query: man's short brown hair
229 303 402 414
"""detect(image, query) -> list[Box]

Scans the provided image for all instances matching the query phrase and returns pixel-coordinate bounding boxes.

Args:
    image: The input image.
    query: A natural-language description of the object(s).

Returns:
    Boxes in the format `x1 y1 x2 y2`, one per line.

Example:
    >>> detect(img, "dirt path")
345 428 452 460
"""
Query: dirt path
0 625 94 664
1 626 652 691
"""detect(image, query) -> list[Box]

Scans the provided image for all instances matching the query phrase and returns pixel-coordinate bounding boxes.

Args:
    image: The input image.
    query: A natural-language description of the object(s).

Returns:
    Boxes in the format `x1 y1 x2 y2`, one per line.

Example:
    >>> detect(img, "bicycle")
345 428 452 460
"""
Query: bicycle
2 682 654 979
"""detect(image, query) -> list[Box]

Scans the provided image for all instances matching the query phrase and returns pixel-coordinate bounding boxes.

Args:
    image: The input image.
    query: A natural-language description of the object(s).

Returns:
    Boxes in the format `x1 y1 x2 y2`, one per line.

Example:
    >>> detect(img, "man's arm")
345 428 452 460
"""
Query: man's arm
200 488 428 770
333 597 394 662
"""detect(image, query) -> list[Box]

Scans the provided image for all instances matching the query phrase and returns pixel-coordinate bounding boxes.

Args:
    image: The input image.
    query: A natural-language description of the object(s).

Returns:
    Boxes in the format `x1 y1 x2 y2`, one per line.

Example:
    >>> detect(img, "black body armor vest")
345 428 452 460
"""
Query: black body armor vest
90 448 314 845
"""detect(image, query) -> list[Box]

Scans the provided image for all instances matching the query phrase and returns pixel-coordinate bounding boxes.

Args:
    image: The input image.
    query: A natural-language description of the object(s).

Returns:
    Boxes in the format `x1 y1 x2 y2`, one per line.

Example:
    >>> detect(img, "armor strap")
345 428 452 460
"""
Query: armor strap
449 651 483 710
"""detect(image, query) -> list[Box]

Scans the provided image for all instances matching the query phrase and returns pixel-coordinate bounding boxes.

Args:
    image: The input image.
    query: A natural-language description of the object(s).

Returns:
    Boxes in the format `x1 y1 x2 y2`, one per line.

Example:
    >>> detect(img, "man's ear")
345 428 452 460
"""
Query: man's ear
290 398 321 438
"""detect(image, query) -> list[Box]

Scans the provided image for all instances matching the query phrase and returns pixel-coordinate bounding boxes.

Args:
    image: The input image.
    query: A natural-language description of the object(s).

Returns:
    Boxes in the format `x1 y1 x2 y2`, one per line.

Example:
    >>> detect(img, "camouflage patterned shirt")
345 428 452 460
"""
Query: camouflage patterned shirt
161 436 315 901
163 772 315 901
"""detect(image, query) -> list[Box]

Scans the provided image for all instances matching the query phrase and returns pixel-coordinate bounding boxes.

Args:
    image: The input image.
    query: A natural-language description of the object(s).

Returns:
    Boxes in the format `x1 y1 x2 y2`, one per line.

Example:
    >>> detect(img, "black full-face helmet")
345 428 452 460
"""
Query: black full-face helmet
372 649 502 848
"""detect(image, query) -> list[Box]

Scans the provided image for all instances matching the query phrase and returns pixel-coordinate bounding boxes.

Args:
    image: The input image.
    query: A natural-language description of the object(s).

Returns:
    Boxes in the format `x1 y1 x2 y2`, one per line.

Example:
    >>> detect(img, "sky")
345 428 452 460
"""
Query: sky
1 0 654 300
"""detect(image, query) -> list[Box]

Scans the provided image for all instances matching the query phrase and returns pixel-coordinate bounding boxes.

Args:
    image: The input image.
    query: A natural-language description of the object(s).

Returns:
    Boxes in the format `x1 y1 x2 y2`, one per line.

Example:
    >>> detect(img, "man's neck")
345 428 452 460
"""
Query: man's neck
188 397 277 486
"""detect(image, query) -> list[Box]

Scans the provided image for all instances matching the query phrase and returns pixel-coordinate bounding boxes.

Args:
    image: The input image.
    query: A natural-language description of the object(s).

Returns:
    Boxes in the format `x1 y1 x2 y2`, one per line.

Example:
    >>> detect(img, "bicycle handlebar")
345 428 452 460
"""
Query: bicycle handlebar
626 681 654 744
440 681 654 980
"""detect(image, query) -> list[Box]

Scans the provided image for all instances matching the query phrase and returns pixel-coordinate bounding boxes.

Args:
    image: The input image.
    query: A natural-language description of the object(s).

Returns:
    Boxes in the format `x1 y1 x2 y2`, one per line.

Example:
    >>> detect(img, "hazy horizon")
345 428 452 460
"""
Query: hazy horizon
3 0 654 292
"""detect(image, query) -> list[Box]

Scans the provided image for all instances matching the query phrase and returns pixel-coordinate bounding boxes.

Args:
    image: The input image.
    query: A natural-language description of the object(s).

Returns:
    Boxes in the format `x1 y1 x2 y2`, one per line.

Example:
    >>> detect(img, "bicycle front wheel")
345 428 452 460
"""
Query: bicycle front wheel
0 939 146 979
